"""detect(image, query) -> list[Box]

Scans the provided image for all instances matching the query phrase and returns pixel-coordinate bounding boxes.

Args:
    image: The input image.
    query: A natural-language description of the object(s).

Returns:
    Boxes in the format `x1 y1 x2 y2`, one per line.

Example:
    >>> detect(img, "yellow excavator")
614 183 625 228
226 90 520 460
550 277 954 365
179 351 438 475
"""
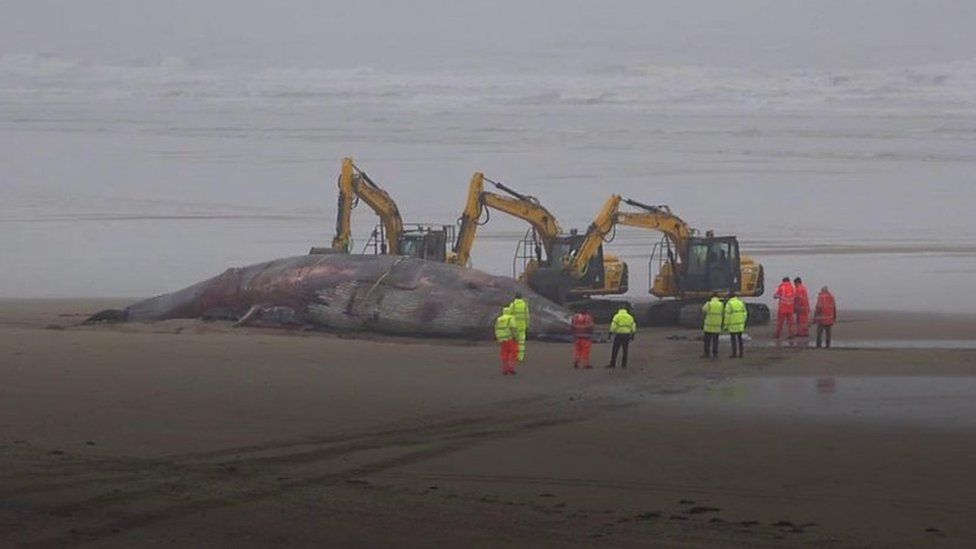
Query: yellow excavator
613 197 769 327
313 157 453 261
449 173 628 315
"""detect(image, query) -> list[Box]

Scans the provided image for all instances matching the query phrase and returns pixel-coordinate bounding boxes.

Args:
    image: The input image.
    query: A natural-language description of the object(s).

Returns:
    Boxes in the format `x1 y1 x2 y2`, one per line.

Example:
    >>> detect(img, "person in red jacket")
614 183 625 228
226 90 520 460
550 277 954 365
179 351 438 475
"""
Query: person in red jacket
571 309 595 369
773 276 795 339
793 277 811 337
814 286 837 348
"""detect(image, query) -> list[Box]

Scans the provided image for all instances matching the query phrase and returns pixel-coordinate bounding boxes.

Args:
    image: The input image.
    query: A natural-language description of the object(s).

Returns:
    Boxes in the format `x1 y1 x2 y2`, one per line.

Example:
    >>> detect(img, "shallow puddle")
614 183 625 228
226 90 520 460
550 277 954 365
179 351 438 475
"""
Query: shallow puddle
657 376 976 429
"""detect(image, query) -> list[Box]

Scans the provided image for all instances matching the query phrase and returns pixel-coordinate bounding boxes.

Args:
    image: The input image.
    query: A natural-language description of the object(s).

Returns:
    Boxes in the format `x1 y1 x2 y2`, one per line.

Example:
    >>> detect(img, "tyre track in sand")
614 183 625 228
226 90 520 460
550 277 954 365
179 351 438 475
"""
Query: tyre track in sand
8 394 634 547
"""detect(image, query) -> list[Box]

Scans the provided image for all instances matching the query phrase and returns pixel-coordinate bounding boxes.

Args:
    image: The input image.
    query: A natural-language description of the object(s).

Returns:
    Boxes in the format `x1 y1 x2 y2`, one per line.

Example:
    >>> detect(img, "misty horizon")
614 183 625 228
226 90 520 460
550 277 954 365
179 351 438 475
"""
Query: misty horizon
2 0 974 71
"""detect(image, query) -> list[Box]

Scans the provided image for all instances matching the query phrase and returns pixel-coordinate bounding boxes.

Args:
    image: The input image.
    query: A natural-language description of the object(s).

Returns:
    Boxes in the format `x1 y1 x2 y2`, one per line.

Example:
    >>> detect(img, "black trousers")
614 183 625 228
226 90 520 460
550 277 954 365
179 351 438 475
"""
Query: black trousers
703 332 719 357
729 332 744 357
816 325 832 348
610 334 631 368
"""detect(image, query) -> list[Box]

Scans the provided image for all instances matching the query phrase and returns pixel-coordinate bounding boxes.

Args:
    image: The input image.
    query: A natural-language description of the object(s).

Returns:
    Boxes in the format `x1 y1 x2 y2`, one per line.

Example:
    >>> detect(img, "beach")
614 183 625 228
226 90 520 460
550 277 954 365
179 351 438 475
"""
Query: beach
3 299 975 547
3 2 976 547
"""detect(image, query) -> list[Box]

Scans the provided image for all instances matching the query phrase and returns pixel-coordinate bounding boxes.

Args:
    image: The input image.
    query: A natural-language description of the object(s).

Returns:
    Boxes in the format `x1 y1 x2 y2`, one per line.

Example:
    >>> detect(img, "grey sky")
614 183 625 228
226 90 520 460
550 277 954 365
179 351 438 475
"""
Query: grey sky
2 0 974 70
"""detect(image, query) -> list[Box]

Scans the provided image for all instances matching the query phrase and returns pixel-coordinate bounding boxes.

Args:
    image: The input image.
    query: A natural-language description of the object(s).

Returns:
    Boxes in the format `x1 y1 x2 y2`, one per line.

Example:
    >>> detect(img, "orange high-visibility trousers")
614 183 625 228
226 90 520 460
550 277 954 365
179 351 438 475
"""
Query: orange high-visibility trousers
500 339 519 374
573 338 592 368
775 311 795 339
795 310 810 337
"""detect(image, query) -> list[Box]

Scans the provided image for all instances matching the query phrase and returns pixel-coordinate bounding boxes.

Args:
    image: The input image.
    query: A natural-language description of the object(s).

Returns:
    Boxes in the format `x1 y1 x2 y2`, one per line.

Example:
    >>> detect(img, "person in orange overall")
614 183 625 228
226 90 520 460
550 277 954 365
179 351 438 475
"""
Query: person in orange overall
570 309 595 369
773 276 795 339
814 286 837 348
793 277 811 337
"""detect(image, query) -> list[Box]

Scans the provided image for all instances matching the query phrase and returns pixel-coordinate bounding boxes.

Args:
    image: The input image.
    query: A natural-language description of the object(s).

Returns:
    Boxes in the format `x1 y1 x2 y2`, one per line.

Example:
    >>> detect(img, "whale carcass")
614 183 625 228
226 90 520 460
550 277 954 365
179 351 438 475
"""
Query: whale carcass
87 254 572 339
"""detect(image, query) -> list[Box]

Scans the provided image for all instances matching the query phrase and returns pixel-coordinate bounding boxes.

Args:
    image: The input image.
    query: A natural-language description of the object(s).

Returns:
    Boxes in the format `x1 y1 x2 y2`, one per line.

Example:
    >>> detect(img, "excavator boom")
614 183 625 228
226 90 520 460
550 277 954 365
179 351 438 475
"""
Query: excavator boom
330 157 405 255
448 176 627 308
565 194 621 276
450 172 561 267
614 199 694 251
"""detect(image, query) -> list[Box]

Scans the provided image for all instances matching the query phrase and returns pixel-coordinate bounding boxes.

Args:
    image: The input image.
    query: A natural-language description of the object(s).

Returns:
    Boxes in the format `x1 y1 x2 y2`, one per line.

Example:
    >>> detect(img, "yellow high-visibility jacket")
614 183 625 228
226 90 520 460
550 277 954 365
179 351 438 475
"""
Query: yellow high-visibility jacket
494 313 517 342
510 298 530 330
610 309 637 335
723 297 748 333
702 298 725 334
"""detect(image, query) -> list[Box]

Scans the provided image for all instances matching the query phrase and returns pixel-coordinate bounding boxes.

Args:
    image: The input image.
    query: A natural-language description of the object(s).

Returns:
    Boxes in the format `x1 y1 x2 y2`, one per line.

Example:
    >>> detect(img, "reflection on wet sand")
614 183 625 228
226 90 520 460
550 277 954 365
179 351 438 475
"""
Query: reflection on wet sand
763 338 976 350
660 377 976 429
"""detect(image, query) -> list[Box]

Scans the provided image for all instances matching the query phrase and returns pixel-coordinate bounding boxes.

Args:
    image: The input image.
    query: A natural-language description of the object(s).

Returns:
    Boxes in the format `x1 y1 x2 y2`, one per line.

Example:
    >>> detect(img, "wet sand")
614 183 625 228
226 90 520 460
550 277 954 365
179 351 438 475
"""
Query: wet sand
2 299 976 547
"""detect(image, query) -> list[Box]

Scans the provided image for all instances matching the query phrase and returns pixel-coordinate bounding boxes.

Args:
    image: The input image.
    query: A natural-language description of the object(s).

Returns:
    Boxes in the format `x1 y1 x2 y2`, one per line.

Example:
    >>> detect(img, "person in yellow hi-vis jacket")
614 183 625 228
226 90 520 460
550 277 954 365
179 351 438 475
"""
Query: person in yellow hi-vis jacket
494 306 519 375
701 293 724 358
509 292 530 362
607 305 637 368
723 291 748 358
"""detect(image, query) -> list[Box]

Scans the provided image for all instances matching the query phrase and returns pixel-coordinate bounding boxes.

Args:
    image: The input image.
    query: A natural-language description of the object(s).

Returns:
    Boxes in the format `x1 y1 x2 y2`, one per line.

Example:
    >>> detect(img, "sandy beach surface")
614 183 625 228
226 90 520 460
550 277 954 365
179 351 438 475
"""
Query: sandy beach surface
2 298 975 548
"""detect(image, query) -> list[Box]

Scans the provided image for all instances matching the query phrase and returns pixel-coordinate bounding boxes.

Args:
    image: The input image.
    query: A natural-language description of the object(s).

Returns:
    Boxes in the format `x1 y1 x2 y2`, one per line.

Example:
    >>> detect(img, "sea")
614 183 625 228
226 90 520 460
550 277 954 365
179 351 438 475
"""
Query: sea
2 53 975 312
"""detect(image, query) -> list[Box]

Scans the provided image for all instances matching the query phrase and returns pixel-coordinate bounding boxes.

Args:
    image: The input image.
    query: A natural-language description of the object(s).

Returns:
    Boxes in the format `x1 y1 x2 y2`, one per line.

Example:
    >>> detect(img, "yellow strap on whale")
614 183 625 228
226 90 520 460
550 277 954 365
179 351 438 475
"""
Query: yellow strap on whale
364 256 408 301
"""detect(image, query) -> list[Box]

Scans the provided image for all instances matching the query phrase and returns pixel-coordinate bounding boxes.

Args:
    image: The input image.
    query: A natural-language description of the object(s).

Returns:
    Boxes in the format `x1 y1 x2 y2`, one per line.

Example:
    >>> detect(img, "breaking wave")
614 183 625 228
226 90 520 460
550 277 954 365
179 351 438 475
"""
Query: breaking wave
1 53 974 113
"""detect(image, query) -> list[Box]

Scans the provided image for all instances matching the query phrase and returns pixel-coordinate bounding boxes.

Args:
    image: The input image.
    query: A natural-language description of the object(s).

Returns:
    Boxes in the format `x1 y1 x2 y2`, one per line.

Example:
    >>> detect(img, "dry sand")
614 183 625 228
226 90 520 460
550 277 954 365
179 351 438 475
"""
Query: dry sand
2 299 975 548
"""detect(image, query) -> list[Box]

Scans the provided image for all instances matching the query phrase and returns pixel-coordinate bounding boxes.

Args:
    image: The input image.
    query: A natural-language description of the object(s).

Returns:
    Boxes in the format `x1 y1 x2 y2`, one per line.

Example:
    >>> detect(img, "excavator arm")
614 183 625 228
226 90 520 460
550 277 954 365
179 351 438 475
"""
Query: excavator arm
330 157 405 255
564 194 622 277
612 198 693 251
449 172 561 266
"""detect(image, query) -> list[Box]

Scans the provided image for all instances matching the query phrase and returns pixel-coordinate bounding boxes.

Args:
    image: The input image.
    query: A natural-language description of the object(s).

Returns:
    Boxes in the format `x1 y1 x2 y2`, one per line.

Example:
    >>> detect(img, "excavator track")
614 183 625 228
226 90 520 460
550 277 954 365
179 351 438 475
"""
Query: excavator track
643 300 770 329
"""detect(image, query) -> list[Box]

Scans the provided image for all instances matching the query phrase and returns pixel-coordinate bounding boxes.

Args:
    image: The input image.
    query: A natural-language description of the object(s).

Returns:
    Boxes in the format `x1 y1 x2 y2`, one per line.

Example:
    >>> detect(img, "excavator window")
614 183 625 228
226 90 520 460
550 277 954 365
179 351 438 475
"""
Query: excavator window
709 241 733 290
687 243 709 283
684 237 741 293
550 239 575 266
399 228 450 262
549 234 605 287
400 237 422 259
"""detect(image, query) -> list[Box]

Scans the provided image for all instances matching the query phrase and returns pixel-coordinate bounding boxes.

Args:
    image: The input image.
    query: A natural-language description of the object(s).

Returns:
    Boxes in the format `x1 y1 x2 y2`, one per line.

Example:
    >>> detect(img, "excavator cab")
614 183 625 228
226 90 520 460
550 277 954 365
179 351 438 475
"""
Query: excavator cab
366 223 454 262
398 225 453 262
548 232 607 292
681 235 741 294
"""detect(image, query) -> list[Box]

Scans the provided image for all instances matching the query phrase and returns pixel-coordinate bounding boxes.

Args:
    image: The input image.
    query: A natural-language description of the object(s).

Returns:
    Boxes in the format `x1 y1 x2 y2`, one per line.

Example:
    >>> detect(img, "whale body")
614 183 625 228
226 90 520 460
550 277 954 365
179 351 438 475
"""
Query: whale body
87 254 572 339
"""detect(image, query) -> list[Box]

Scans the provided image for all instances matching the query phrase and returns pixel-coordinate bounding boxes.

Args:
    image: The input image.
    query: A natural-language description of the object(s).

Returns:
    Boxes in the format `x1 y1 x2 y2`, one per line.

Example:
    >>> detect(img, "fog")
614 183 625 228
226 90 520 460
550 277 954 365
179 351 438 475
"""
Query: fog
3 0 974 69
1 1 975 311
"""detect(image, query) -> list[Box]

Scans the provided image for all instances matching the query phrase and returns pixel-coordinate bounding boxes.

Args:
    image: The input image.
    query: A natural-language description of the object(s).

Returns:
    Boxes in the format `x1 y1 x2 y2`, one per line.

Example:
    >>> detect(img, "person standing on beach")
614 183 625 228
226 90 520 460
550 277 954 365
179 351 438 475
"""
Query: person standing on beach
773 277 796 339
509 292 530 362
570 308 594 369
814 286 837 348
494 306 519 375
607 305 636 368
701 293 724 358
794 277 811 337
724 291 748 358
